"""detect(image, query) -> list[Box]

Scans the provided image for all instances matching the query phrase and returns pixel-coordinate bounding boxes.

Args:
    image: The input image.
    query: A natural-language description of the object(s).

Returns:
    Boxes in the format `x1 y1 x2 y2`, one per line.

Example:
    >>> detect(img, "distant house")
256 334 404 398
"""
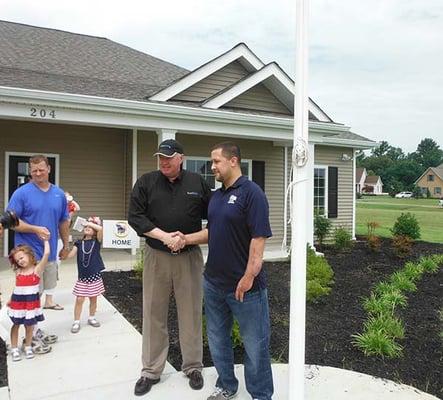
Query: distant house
414 163 443 198
355 168 383 194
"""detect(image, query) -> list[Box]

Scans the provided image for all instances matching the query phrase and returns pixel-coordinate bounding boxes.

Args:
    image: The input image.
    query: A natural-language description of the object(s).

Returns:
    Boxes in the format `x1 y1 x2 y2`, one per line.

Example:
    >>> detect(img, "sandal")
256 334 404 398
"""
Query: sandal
43 304 64 310
71 322 81 334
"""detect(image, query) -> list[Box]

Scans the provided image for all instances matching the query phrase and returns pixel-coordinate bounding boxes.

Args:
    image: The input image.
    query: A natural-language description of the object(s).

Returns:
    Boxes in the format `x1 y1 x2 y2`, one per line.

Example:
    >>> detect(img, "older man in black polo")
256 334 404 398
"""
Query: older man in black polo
128 139 211 396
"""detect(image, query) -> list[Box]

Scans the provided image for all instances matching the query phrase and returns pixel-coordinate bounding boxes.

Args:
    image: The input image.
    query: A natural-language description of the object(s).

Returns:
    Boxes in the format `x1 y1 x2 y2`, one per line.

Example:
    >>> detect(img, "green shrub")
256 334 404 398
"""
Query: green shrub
364 314 405 339
133 248 145 280
402 262 423 281
306 249 334 303
430 254 443 265
314 213 331 246
307 280 331 302
419 257 439 274
390 271 417 292
231 319 243 348
391 212 421 240
333 227 353 251
363 294 395 315
352 330 403 358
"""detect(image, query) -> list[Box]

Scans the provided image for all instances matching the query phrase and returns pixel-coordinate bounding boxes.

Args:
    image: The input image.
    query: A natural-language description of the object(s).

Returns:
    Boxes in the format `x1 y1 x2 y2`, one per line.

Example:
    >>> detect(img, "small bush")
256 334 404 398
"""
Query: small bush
314 213 331 246
306 249 334 303
367 235 381 252
364 314 405 339
366 221 380 237
392 234 413 257
363 294 395 316
391 212 421 240
390 271 417 293
402 262 423 281
419 257 439 274
133 248 145 280
352 330 403 358
333 227 353 251
231 319 243 348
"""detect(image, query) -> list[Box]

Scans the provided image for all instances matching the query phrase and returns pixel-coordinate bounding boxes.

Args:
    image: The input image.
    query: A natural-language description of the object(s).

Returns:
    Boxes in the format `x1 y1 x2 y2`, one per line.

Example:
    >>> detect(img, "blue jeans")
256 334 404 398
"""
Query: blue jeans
204 277 274 400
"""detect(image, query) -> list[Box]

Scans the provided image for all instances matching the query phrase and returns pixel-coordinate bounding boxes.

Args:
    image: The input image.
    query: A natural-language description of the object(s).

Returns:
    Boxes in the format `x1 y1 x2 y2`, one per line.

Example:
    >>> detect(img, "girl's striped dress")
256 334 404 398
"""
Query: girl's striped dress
8 272 44 325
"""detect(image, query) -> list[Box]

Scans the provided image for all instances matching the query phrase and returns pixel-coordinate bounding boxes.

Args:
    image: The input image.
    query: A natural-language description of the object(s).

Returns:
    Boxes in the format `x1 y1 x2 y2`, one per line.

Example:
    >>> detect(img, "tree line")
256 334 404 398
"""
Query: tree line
356 138 443 196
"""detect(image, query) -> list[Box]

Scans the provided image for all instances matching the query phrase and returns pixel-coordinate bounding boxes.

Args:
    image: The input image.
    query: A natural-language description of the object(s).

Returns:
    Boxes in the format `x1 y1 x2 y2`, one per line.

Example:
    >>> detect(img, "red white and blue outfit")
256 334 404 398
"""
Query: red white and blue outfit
8 272 44 325
72 239 105 297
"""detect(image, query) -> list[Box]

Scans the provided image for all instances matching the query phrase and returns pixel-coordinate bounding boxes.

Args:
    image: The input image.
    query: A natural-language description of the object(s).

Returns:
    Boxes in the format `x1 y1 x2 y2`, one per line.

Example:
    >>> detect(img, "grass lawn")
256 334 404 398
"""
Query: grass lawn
356 196 443 243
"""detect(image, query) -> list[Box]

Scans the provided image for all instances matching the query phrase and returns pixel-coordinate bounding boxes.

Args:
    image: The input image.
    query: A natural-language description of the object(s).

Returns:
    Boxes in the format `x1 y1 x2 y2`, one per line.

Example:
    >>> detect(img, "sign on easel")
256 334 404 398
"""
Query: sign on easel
102 220 139 249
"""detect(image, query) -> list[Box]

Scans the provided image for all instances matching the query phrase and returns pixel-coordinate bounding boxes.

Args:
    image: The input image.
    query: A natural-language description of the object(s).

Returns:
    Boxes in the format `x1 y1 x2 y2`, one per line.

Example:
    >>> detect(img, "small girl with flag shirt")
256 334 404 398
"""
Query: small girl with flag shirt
67 216 105 333
8 240 50 361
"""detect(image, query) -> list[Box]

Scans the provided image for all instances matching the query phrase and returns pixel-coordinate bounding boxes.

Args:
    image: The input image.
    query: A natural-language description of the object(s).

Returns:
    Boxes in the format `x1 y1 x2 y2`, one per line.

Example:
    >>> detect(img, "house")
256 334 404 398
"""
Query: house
0 20 376 256
414 163 443 198
355 168 383 194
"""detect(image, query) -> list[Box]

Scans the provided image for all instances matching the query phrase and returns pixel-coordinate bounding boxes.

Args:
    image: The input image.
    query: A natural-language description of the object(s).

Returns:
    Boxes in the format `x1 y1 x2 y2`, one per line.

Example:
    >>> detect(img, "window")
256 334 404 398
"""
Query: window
185 157 251 190
435 187 441 195
428 174 434 182
314 166 328 215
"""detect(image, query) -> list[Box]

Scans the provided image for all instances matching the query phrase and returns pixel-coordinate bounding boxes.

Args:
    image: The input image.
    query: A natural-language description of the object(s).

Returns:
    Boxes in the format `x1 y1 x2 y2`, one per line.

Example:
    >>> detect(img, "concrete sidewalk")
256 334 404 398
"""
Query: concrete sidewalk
0 249 440 399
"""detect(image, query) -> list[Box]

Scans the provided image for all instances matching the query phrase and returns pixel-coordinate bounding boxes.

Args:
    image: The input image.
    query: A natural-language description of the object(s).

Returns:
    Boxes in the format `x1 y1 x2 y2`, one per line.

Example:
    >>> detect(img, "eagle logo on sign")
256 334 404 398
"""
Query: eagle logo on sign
115 221 129 238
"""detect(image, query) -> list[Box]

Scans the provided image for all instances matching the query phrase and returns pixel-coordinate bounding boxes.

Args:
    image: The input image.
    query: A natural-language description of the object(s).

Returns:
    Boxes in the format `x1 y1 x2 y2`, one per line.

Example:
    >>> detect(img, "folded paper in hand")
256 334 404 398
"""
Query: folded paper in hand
72 216 87 232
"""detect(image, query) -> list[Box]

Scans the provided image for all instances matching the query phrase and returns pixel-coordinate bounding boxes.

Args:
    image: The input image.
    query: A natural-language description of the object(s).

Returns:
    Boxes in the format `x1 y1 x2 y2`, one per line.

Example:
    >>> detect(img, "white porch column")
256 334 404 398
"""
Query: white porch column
352 148 356 239
306 142 315 246
131 129 138 256
156 129 177 168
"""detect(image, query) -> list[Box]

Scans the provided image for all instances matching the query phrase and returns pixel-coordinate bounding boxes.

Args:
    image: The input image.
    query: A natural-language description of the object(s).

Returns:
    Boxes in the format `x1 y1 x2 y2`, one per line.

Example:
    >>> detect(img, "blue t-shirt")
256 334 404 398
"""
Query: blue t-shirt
204 176 272 292
8 182 69 261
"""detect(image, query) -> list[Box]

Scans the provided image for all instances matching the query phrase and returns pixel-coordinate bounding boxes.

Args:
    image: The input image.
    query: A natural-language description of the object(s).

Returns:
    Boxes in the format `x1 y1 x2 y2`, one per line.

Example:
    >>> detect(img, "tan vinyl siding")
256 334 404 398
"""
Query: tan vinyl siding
315 145 354 239
171 61 249 103
0 119 129 254
136 130 158 177
222 82 291 115
178 134 285 247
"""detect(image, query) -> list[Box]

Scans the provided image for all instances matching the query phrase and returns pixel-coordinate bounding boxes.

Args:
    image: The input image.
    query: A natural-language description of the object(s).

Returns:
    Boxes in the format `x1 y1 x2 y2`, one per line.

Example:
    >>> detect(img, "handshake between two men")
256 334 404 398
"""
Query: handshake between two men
162 231 188 253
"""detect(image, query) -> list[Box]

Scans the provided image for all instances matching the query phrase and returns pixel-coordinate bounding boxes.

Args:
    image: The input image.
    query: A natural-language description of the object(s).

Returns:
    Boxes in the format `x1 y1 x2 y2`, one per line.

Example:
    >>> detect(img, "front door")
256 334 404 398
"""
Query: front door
7 155 56 252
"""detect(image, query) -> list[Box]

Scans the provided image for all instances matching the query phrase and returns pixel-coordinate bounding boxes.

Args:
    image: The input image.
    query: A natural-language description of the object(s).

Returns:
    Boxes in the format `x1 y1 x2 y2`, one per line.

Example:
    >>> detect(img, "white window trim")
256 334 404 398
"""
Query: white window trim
314 164 328 217
3 151 60 257
185 156 252 189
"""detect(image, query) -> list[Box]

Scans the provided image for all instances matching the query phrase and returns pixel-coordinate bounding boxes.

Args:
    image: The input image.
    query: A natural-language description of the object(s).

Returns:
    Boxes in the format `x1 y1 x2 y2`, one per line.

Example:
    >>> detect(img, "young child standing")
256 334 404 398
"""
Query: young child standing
67 216 105 333
8 240 50 361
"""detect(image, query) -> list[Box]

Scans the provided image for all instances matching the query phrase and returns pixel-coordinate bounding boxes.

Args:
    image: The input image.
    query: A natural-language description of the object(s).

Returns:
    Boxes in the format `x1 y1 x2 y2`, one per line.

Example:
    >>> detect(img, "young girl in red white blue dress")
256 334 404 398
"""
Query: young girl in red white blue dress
8 240 49 361
67 216 105 334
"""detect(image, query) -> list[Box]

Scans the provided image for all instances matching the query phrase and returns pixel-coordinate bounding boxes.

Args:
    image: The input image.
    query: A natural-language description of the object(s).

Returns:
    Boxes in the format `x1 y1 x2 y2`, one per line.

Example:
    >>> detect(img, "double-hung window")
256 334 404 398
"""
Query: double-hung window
314 166 328 216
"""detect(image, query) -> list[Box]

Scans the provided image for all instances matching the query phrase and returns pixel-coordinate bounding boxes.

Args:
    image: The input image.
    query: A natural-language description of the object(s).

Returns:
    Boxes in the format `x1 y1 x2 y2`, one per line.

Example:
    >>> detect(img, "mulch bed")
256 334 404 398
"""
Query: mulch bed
1 238 441 397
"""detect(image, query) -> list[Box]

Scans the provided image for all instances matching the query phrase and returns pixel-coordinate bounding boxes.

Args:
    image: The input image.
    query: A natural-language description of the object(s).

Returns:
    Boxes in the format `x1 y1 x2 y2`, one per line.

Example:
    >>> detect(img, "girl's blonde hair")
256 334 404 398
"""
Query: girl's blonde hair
9 245 37 271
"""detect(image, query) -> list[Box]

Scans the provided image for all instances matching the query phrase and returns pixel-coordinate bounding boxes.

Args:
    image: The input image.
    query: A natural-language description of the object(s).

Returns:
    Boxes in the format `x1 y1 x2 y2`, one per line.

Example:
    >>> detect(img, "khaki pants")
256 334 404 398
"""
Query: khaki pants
141 244 204 379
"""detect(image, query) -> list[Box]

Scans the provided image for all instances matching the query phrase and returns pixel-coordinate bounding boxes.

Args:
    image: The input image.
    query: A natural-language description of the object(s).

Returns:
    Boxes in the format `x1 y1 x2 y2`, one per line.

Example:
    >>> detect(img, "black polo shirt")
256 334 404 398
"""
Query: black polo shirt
128 169 211 252
205 175 272 292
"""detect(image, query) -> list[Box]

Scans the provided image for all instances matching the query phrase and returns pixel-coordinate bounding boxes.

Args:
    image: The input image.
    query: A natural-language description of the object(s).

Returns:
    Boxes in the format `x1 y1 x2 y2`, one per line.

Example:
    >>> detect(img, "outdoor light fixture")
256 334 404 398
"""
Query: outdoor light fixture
341 153 353 162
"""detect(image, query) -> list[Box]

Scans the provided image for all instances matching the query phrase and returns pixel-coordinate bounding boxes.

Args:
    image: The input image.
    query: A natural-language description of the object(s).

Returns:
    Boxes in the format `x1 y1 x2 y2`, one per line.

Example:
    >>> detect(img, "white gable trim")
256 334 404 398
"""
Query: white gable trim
202 63 331 122
149 43 264 102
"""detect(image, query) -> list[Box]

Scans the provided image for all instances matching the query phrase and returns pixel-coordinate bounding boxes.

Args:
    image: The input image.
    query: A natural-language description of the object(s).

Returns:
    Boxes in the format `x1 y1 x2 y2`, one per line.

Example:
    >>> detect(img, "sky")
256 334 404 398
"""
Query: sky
2 0 442 154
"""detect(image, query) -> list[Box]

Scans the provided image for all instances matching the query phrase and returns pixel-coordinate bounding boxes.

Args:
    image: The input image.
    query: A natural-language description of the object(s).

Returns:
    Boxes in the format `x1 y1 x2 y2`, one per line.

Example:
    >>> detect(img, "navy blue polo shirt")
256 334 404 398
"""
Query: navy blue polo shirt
204 175 272 292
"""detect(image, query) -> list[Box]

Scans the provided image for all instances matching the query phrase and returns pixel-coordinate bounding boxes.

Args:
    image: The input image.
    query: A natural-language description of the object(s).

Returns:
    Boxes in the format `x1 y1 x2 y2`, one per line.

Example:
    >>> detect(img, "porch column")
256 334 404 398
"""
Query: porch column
131 129 138 256
352 148 356 239
306 142 315 246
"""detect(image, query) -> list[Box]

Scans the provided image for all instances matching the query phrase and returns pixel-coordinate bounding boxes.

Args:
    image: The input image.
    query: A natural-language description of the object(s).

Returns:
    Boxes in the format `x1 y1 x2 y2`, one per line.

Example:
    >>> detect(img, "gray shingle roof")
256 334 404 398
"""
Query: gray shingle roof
0 20 188 100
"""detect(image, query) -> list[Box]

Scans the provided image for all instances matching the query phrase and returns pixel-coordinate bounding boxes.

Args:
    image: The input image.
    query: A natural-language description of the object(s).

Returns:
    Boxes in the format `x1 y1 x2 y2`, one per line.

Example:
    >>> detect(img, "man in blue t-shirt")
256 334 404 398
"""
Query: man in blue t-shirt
8 155 70 352
180 142 274 400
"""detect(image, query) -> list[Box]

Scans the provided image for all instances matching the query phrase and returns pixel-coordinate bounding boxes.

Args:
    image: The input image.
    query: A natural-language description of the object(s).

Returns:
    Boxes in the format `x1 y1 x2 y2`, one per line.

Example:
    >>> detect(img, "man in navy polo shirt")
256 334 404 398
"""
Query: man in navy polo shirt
182 142 274 400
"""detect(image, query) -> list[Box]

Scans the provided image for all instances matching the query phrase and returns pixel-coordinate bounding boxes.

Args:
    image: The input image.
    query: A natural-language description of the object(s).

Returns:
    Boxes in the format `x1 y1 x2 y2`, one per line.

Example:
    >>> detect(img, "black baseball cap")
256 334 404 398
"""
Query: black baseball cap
153 139 184 157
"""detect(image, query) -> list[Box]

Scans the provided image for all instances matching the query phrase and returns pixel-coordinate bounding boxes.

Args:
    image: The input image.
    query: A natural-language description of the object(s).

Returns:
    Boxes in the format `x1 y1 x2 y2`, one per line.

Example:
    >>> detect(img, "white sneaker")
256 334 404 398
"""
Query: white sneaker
71 321 81 334
24 346 35 359
11 348 21 362
88 317 100 328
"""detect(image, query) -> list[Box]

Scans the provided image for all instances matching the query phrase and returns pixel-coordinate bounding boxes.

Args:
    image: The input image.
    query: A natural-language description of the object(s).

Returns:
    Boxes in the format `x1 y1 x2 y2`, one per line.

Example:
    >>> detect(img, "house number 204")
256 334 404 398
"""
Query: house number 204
30 107 56 119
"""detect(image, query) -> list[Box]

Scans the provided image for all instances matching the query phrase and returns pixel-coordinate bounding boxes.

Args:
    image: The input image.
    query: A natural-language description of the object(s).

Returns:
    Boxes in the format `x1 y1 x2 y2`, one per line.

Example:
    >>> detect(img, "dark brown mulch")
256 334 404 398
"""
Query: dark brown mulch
102 238 439 398
0 338 6 388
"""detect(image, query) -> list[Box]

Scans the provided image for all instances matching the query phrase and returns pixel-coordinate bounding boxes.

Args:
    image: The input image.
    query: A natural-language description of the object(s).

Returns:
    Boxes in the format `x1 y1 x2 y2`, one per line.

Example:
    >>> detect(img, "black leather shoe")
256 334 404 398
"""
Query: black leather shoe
188 370 204 390
134 376 160 396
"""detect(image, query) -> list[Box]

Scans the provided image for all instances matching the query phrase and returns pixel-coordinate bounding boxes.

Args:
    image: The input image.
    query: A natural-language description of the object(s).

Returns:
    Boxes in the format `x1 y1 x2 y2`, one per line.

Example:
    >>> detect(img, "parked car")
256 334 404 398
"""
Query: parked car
395 191 413 198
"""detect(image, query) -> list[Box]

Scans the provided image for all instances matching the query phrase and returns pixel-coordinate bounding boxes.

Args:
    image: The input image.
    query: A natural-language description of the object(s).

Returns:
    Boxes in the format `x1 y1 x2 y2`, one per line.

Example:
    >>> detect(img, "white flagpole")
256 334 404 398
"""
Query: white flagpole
289 0 309 399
